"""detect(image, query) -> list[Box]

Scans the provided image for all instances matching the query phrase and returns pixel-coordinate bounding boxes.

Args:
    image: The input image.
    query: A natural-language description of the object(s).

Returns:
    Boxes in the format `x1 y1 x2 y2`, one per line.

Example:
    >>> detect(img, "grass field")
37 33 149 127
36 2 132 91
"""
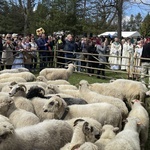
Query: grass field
68 72 150 150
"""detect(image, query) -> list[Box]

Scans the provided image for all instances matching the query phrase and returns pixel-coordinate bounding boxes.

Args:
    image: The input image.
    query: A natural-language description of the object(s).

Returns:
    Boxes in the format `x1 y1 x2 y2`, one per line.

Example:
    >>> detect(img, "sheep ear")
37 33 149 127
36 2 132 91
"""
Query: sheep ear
73 119 85 127
71 143 81 150
18 84 27 92
82 122 91 135
113 127 119 133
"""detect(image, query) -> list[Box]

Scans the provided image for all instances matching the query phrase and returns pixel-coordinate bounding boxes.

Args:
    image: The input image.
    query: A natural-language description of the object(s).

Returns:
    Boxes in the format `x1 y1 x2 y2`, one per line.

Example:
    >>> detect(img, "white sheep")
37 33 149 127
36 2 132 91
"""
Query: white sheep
8 84 35 113
0 72 36 82
61 119 100 150
79 80 128 119
0 68 29 74
65 117 102 132
105 117 141 150
39 63 75 80
128 99 149 150
0 82 16 92
1 81 48 94
31 97 54 121
95 124 119 150
0 93 40 128
110 79 148 105
36 75 71 85
43 95 122 128
89 82 125 100
0 77 26 83
46 84 81 98
78 142 99 150
0 119 73 150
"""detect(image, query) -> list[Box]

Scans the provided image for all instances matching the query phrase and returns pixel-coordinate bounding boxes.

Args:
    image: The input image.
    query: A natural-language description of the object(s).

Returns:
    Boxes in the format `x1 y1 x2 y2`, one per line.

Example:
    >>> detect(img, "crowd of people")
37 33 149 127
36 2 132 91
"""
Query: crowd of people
0 32 150 87
0 33 55 71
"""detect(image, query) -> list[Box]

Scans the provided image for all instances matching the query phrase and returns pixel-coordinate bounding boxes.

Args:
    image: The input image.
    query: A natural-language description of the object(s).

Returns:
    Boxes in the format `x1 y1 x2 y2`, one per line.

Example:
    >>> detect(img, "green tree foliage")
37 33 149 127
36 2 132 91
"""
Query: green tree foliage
140 13 150 37
0 0 148 37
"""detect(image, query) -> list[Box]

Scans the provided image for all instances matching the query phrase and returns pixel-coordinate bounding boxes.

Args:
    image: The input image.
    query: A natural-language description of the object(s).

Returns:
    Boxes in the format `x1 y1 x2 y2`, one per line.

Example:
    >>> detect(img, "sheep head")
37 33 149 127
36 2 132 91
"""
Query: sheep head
9 84 27 97
0 121 14 143
73 119 101 143
36 76 47 82
43 95 67 113
100 124 119 139
26 86 45 99
0 94 14 115
79 80 89 90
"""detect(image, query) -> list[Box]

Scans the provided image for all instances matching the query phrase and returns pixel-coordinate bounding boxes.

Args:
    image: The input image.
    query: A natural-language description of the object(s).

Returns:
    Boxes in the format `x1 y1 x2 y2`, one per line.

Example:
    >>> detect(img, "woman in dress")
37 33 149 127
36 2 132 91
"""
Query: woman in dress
11 39 24 69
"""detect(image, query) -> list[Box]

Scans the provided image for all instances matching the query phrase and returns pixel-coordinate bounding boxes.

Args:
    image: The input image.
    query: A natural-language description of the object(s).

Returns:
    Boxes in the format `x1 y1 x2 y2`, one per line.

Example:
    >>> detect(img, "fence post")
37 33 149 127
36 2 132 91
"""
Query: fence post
53 46 57 68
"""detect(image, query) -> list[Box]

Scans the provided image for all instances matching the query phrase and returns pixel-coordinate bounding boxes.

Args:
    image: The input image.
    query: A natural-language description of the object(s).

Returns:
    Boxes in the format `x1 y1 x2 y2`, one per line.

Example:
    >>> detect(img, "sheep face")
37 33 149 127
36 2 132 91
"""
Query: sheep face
9 84 26 97
82 122 100 142
0 121 14 143
0 95 14 114
43 96 62 113
74 119 101 143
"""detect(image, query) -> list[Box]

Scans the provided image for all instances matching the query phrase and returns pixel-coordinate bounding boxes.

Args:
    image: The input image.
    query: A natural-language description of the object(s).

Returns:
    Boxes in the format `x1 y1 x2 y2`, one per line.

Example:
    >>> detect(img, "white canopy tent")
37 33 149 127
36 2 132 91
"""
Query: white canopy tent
98 31 141 38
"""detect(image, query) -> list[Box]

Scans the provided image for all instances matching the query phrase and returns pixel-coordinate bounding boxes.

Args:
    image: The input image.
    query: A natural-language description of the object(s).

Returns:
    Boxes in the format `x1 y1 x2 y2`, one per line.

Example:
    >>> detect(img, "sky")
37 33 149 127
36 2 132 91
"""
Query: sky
124 0 150 19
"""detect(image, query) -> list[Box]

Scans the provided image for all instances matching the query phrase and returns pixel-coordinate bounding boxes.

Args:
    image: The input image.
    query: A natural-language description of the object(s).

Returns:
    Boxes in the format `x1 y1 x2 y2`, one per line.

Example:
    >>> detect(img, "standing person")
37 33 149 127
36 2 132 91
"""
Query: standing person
109 37 122 70
63 34 75 64
140 38 150 88
2 35 15 69
96 38 108 79
29 37 38 71
133 40 143 79
126 38 134 78
81 37 88 70
87 39 97 76
47 35 55 67
121 38 128 70
74 37 82 72
12 39 24 69
56 36 65 68
36 33 49 70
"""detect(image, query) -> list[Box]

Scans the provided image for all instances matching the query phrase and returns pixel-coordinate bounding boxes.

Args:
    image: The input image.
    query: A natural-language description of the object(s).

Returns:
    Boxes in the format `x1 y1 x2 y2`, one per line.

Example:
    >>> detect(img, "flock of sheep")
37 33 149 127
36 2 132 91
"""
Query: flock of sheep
0 63 149 150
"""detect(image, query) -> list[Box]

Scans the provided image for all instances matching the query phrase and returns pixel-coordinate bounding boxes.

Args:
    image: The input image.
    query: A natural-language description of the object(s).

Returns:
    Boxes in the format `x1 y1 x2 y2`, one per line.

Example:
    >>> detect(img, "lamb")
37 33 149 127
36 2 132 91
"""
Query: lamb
43 95 122 128
39 63 75 80
128 99 149 150
79 80 128 119
95 124 119 150
36 75 71 85
0 119 73 150
0 93 40 128
26 85 88 105
105 117 141 150
0 72 36 81
8 84 35 113
61 119 100 150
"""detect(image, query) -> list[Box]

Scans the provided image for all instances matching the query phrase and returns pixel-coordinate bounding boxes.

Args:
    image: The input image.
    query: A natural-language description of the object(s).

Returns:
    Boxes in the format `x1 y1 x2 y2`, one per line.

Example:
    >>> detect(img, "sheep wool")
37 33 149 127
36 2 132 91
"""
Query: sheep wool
43 95 122 128
0 119 73 150
39 63 75 80
105 117 141 150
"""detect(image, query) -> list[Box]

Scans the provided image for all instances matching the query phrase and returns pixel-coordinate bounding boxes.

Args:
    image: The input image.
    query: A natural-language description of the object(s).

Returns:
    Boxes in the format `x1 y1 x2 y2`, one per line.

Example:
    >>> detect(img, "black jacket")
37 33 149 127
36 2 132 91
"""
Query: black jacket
141 42 150 63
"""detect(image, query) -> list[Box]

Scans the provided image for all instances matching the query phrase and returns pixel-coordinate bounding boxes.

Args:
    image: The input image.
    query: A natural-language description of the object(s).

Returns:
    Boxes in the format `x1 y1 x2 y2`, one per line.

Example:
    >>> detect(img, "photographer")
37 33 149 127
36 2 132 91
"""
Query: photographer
2 34 15 69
